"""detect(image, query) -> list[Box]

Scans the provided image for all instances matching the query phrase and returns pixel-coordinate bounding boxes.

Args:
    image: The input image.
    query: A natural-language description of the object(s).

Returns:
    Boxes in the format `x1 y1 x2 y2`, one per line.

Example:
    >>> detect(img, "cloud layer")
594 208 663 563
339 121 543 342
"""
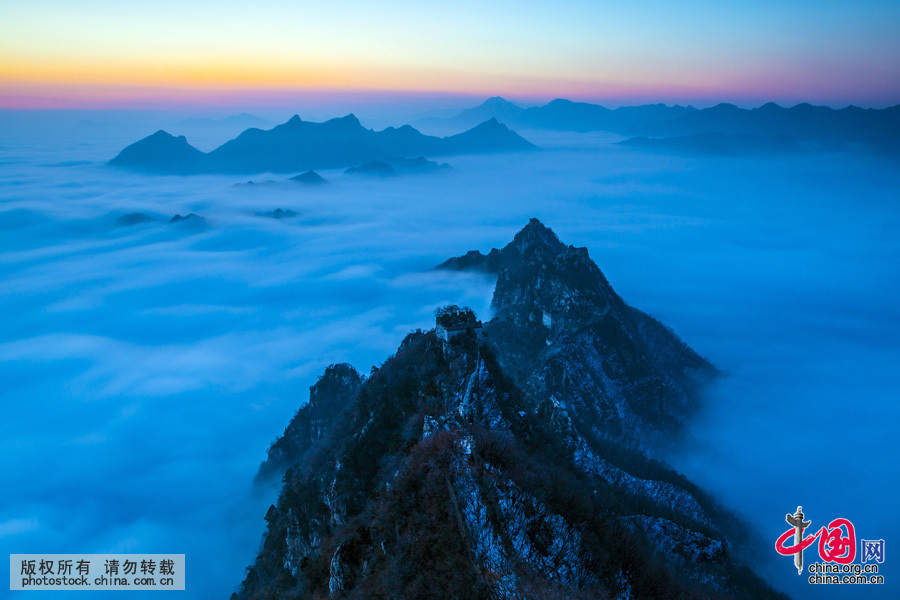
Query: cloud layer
1 116 898 599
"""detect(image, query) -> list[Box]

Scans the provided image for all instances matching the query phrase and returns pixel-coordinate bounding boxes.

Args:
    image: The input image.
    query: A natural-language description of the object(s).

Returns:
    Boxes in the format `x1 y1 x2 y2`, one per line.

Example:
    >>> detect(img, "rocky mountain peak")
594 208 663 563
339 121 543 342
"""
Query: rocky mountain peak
507 217 566 256
307 363 363 411
440 220 716 445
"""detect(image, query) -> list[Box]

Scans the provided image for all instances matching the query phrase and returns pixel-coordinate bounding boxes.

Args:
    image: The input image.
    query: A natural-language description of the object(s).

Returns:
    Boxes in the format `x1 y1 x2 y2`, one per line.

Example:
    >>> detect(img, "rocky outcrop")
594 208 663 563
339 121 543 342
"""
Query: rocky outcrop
441 218 717 448
256 363 364 482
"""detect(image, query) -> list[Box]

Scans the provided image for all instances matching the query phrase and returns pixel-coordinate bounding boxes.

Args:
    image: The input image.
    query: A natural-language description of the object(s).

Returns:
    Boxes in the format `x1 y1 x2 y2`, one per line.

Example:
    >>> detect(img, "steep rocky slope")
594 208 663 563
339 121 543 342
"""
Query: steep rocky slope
236 221 782 600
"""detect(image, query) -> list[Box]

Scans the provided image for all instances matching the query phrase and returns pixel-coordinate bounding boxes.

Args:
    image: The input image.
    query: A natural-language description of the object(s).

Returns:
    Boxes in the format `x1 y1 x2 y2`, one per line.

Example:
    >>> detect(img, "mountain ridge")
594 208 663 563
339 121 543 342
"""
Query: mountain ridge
237 220 782 600
420 97 900 152
109 114 535 175
417 98 695 134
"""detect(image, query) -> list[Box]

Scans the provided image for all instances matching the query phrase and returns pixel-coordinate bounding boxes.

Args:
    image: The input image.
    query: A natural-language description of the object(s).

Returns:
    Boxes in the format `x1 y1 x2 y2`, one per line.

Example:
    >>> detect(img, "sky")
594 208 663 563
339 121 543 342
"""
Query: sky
1 0 899 109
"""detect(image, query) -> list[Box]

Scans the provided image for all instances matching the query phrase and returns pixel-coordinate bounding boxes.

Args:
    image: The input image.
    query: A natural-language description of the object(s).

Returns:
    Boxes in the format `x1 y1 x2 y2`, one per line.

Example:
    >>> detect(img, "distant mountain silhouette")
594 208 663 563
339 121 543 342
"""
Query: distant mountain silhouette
422 98 694 132
289 170 328 185
110 115 534 175
234 180 280 188
258 208 299 219
631 102 900 150
436 118 526 153
345 156 451 178
618 132 801 156
526 100 697 133
416 96 526 130
169 213 205 225
386 156 451 174
425 98 900 152
110 130 206 174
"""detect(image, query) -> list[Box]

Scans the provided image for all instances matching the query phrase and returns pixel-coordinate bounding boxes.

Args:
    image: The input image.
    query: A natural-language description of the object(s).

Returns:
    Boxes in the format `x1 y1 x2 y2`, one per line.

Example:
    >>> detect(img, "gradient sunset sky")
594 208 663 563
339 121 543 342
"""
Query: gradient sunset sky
2 0 899 109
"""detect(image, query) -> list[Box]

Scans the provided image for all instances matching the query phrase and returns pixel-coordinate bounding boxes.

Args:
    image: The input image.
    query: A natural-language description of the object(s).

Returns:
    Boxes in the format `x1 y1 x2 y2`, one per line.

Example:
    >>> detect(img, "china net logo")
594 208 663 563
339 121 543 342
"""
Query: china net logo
775 506 885 585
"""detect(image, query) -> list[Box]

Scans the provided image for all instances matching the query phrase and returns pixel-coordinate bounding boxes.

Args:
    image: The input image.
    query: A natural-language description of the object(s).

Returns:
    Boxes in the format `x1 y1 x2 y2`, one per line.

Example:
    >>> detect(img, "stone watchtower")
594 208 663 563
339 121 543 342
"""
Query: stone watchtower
434 305 484 342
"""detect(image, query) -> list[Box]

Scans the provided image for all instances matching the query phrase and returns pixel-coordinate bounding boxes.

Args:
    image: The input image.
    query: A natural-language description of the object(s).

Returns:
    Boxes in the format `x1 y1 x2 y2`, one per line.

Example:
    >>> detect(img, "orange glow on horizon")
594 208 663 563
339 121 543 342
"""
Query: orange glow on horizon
0 57 374 90
1 57 890 111
0 50 746 109
0 65 740 110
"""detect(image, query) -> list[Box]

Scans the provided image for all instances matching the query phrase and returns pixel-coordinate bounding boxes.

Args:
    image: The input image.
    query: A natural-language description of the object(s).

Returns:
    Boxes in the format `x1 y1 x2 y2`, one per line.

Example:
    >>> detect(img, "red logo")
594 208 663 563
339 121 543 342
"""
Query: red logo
775 506 856 574
777 518 856 563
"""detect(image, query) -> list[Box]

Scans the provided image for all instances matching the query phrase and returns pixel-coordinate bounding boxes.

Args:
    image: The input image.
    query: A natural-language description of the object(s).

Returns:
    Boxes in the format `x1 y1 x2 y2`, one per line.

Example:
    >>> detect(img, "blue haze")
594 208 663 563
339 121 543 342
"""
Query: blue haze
0 111 897 599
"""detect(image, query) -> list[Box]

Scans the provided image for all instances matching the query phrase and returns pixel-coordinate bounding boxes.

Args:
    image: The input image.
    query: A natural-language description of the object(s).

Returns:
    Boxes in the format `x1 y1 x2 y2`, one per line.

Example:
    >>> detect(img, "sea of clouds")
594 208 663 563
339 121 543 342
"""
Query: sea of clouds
1 110 897 599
